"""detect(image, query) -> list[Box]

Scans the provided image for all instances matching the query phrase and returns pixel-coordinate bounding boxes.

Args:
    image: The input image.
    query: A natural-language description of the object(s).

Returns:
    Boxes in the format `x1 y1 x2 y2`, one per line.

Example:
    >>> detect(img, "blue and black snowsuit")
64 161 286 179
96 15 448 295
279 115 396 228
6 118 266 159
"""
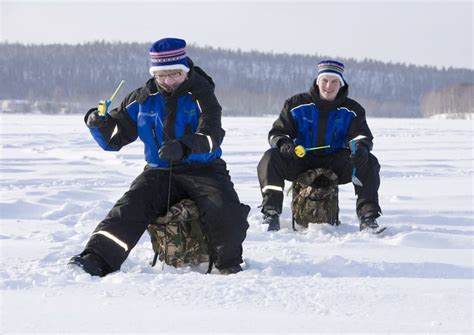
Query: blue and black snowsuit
258 80 382 219
83 59 249 272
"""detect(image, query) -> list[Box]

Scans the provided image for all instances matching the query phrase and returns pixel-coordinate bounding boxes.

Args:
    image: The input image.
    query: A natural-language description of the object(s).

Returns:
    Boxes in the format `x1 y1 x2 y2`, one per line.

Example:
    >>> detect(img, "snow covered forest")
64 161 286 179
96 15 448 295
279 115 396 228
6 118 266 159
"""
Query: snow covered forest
1 42 473 118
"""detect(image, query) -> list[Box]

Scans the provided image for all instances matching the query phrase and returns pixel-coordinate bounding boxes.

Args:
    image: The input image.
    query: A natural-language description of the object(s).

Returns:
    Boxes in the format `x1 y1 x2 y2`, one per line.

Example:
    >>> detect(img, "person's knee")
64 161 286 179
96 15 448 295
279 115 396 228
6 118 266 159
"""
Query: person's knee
368 153 381 172
258 148 281 169
212 203 248 236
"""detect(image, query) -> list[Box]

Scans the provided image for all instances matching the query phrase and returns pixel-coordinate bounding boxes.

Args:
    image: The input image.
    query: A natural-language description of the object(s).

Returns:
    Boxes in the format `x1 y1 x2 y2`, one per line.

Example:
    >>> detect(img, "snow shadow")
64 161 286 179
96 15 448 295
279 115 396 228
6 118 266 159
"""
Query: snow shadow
381 209 473 227
245 255 473 279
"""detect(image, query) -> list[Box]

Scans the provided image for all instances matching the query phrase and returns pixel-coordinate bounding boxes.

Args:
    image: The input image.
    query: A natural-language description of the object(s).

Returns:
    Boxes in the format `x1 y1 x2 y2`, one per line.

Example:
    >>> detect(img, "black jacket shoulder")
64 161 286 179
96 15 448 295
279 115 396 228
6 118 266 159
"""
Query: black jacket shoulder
285 92 313 109
344 97 366 115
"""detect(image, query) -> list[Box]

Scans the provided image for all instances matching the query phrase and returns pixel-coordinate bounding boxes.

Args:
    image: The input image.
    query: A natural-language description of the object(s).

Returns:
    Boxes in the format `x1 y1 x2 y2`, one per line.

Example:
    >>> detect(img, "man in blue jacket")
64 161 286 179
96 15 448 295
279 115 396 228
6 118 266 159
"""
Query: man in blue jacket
69 38 249 276
258 60 382 232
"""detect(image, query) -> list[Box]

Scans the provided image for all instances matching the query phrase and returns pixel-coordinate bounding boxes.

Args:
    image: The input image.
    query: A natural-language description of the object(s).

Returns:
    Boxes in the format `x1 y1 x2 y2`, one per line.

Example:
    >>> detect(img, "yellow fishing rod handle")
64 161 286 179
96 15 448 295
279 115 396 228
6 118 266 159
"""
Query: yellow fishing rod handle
97 80 125 116
294 145 306 158
294 144 331 158
97 100 110 116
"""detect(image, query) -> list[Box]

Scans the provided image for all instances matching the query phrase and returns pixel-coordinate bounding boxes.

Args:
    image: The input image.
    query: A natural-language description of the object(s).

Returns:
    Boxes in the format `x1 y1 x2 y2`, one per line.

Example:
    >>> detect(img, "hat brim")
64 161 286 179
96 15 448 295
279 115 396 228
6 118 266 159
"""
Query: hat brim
317 73 345 87
149 64 190 76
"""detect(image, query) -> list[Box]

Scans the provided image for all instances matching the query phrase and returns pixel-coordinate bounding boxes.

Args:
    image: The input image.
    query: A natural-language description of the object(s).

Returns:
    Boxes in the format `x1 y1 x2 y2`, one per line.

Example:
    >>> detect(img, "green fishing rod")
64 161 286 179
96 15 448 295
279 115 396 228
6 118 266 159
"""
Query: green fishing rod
294 144 331 158
97 80 126 116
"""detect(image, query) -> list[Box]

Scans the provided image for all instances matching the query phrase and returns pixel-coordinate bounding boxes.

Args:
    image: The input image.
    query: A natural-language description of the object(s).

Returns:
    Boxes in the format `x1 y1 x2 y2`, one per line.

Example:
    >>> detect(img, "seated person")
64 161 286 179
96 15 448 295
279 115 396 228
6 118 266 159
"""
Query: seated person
68 38 249 276
257 60 382 232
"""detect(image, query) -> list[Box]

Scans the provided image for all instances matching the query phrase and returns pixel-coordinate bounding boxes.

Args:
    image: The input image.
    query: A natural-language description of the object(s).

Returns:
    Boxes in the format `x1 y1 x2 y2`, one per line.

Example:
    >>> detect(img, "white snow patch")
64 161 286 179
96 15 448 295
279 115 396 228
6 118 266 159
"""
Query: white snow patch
0 115 472 333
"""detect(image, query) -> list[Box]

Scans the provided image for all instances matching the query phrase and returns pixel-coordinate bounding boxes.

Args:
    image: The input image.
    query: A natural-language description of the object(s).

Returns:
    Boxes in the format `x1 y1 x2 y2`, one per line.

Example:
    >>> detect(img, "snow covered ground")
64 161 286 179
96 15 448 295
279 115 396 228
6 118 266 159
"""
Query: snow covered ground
1 114 473 334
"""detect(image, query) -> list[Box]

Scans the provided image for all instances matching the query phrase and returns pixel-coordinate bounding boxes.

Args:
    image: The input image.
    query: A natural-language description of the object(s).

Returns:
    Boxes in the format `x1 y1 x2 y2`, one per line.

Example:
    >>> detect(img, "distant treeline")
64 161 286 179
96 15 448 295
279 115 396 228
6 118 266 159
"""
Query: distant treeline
421 83 474 118
1 42 473 117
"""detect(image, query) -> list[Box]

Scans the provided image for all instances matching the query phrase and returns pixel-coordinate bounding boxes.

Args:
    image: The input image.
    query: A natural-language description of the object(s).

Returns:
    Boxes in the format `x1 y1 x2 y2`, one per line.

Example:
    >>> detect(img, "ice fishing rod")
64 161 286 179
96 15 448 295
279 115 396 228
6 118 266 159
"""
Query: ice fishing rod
97 80 126 116
152 112 175 271
294 144 331 158
349 135 367 187
153 96 215 274
153 110 189 271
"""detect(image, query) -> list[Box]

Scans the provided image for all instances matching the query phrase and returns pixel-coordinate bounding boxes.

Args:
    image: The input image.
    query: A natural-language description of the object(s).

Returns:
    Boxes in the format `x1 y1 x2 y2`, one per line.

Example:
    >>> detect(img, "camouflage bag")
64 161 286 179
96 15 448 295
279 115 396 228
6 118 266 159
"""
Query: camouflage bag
291 168 340 228
147 199 210 268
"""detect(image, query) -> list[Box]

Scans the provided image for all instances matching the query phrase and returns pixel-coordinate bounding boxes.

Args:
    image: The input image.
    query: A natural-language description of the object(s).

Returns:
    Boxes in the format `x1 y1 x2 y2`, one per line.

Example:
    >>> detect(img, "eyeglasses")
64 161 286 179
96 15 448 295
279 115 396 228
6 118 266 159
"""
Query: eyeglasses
154 71 184 80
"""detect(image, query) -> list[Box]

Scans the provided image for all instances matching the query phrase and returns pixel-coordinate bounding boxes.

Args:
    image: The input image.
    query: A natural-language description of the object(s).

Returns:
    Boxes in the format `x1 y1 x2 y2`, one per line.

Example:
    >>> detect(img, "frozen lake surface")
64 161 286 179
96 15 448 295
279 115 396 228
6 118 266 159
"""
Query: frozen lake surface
1 114 472 333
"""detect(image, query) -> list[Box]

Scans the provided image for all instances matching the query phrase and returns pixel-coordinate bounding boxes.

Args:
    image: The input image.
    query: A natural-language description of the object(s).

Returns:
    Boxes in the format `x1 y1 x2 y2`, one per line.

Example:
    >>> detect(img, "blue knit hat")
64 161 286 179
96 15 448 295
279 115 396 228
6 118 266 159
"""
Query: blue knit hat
317 60 345 87
149 38 190 76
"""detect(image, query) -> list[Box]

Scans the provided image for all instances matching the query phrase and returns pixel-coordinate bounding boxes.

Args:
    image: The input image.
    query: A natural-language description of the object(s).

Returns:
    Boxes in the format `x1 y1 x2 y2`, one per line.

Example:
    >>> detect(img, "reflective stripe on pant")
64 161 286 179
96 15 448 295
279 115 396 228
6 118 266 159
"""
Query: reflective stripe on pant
85 168 183 270
84 159 249 271
257 148 381 217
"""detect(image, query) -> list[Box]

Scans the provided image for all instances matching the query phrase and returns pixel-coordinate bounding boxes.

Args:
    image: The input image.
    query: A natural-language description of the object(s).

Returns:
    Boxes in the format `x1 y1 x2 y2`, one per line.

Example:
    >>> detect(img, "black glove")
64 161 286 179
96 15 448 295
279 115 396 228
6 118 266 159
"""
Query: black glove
158 140 186 161
86 109 108 128
278 139 297 160
350 142 369 167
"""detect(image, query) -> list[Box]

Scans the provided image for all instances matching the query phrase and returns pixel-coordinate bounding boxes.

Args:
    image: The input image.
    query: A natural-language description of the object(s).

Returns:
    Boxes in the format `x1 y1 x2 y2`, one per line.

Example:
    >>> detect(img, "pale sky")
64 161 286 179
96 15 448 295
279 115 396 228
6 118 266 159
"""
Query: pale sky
1 0 473 69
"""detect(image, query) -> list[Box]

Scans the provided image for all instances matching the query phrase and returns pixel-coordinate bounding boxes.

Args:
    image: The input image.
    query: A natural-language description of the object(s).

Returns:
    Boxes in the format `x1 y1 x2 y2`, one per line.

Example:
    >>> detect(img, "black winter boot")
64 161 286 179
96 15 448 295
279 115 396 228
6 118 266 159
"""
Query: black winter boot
68 252 111 277
263 211 280 231
359 216 379 232
219 264 243 275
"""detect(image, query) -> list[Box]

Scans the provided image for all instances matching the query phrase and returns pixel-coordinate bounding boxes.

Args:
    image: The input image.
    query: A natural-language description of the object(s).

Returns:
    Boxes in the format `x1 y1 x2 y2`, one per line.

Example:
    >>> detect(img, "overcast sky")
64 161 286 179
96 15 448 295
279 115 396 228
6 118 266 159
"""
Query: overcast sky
1 0 472 69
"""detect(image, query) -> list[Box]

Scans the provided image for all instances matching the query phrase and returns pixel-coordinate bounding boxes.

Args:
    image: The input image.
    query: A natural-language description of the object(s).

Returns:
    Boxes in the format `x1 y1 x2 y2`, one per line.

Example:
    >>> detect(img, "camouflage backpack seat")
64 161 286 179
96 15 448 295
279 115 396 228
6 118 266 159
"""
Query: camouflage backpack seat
291 168 340 229
147 199 210 269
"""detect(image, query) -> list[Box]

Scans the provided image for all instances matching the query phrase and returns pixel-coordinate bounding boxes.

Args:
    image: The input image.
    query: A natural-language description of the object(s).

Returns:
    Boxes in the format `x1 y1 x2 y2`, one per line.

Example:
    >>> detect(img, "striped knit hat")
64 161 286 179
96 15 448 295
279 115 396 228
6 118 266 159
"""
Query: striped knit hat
316 60 345 87
149 38 190 76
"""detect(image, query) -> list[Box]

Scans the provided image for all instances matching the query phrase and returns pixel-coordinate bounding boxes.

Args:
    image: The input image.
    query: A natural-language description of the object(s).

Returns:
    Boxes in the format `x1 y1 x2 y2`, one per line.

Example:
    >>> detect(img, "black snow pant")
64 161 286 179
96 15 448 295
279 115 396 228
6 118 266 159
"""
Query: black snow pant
84 159 250 272
257 148 381 219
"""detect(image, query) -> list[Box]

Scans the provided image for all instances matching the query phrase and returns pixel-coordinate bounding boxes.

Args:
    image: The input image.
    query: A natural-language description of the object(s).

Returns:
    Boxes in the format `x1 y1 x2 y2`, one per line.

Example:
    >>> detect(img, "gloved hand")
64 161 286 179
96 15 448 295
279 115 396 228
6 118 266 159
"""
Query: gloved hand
86 109 108 128
158 140 186 161
278 139 297 160
350 142 369 167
